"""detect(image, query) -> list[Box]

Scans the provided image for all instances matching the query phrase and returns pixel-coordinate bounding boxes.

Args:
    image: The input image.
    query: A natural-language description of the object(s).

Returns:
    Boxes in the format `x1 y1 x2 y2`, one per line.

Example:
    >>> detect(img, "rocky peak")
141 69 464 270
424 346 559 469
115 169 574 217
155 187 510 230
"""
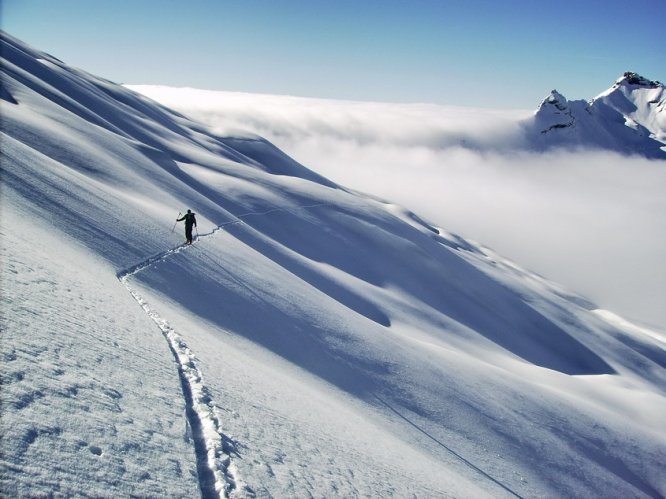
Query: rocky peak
616 72 662 89
540 90 569 112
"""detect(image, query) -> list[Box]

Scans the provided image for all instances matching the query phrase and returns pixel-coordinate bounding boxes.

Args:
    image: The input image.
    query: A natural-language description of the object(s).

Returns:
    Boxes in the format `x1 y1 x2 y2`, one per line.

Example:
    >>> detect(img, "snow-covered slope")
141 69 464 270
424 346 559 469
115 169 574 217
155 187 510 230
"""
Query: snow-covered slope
128 83 666 330
2 31 666 497
528 72 666 157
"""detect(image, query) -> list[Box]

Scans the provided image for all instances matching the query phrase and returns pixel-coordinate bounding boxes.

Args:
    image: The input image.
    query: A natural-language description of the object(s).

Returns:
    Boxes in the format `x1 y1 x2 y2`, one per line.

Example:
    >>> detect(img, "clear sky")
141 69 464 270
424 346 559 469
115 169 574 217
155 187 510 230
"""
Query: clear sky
2 0 665 108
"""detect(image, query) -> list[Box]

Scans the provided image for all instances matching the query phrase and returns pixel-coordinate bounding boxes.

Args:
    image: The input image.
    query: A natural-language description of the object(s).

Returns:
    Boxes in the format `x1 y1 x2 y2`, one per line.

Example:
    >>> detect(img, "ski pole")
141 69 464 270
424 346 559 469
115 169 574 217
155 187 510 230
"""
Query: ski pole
171 212 181 233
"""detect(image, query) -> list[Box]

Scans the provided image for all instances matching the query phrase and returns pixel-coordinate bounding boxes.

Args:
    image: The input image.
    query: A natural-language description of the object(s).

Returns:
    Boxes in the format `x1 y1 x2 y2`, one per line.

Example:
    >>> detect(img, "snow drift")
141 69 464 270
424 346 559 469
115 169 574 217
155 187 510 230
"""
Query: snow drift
2 31 666 498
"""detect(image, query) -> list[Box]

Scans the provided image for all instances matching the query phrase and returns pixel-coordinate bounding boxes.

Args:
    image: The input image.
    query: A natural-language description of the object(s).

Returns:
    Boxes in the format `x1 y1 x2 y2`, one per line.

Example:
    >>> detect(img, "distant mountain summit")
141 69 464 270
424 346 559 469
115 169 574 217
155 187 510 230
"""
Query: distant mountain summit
617 71 662 88
527 72 666 158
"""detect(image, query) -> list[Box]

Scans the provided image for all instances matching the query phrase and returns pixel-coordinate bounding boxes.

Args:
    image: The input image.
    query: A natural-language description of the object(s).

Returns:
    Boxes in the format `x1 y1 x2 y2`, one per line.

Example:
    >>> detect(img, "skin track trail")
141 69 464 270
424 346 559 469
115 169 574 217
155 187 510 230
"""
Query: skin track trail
115 202 331 497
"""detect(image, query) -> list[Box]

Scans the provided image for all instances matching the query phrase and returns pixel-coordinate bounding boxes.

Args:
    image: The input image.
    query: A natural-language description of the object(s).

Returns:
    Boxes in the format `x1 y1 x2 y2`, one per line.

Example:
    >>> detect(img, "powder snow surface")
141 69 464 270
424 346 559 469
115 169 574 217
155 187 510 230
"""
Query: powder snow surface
1 31 665 498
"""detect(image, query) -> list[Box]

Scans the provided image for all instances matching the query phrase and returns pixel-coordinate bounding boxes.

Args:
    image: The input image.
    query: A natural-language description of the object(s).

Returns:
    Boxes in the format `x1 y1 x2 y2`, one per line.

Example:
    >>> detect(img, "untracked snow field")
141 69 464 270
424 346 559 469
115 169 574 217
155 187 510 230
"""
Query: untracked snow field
2 31 666 497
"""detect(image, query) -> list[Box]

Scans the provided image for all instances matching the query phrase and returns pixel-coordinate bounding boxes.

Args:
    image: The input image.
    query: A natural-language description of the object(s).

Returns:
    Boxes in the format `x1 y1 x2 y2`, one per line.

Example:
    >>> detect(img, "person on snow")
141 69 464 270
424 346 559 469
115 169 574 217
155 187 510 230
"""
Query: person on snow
177 209 197 244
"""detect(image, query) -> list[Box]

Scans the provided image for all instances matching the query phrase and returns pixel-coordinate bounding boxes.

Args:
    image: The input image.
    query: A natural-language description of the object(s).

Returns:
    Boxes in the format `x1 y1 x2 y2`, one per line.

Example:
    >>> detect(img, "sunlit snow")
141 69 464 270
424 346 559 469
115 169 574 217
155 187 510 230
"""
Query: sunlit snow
2 31 665 498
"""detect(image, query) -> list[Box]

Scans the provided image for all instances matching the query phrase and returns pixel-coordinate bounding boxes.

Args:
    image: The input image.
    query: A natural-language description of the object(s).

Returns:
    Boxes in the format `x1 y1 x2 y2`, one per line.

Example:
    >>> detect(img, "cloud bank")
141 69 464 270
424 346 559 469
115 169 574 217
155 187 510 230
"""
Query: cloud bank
130 86 666 327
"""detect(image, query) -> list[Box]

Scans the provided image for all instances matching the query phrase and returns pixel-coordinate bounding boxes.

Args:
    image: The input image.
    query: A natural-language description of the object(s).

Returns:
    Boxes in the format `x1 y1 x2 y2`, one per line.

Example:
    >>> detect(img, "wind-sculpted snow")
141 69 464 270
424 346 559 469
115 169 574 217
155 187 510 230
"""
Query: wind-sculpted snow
132 83 666 327
2 31 666 497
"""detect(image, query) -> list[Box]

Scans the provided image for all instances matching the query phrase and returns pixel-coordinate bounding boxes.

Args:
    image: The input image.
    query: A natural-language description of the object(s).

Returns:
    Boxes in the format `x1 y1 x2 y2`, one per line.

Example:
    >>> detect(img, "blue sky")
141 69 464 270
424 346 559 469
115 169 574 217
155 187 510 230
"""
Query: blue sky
3 0 664 108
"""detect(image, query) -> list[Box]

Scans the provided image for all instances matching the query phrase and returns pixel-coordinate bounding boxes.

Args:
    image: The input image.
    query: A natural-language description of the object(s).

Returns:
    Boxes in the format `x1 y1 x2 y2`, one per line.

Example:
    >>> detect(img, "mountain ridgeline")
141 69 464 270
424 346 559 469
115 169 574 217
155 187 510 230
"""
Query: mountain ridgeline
527 72 666 158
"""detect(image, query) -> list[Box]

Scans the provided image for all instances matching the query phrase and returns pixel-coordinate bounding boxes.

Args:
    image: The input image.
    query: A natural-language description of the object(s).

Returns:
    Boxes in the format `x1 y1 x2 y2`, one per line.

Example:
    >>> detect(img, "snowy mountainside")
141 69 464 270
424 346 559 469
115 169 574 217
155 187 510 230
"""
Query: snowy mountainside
527 72 666 157
2 30 666 498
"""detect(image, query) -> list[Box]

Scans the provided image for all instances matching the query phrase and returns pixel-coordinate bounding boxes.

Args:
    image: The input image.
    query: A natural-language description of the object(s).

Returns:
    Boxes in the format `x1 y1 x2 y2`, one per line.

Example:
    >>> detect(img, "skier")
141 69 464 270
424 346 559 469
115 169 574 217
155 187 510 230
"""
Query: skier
177 209 197 244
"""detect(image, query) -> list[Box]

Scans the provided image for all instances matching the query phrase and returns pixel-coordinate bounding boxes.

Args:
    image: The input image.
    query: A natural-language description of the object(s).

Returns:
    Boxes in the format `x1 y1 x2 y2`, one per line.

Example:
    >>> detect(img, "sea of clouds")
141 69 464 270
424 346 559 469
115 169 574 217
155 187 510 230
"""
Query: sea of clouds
131 86 666 328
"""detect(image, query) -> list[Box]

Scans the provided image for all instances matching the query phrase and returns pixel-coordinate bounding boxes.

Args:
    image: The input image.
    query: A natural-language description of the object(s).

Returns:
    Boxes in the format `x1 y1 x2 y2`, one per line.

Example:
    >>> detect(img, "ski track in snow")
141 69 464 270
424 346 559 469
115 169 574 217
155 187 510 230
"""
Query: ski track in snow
117 203 330 498
119 279 241 499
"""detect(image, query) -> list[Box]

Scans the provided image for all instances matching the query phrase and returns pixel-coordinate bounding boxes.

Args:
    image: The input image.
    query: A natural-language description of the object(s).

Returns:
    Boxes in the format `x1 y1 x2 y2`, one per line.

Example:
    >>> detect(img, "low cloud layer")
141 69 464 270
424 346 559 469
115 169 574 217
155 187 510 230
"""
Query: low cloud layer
132 86 532 150
132 86 666 327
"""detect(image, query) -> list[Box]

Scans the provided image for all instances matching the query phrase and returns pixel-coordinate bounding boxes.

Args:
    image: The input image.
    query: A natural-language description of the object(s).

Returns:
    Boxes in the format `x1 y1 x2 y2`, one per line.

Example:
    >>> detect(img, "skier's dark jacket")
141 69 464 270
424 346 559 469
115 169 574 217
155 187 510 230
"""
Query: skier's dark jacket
177 212 197 228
